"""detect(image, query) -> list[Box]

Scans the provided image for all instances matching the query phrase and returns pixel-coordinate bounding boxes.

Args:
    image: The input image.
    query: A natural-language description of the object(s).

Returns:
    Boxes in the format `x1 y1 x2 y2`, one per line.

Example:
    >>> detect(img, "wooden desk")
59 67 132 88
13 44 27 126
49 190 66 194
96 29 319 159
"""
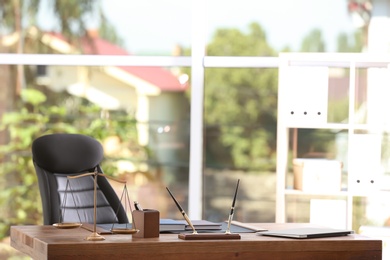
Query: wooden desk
11 223 382 260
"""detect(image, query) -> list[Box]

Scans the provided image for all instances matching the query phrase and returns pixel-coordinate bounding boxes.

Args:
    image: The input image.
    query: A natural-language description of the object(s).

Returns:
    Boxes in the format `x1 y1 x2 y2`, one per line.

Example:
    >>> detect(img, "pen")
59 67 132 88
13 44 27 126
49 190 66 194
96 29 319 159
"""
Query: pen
134 201 143 211
225 179 240 234
166 187 197 234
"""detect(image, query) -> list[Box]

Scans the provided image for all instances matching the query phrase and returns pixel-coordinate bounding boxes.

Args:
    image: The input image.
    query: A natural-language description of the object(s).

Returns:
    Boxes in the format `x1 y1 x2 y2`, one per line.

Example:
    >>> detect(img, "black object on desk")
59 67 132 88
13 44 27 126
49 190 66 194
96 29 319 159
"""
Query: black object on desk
166 187 198 234
225 179 240 234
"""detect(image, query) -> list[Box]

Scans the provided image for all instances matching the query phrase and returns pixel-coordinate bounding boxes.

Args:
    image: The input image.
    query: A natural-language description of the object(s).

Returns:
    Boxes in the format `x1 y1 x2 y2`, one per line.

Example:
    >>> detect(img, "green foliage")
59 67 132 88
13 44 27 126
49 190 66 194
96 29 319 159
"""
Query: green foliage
50 0 97 40
0 88 143 239
296 128 337 158
207 22 275 57
300 28 364 53
203 22 278 171
0 0 134 241
328 97 350 123
337 30 364 52
0 0 96 35
300 28 326 52
0 0 37 31
98 9 125 47
0 89 61 238
1 0 123 54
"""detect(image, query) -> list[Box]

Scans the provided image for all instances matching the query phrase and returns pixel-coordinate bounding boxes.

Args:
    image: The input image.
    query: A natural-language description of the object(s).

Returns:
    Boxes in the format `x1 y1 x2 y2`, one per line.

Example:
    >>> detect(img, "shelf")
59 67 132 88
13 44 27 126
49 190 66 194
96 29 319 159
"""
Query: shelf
283 123 388 131
282 123 349 130
276 53 390 230
284 189 348 197
284 189 390 197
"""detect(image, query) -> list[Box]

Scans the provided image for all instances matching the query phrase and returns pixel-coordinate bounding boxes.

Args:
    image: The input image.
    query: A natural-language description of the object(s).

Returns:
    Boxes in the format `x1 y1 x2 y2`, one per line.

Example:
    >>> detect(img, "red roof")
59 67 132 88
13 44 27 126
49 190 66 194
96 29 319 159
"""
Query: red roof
48 32 187 92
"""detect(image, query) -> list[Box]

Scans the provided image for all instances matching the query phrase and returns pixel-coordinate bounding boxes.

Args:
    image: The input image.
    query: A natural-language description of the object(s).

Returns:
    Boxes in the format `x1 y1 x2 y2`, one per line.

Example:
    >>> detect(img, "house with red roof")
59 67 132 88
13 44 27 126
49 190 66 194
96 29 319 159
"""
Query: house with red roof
4 27 191 180
36 29 189 145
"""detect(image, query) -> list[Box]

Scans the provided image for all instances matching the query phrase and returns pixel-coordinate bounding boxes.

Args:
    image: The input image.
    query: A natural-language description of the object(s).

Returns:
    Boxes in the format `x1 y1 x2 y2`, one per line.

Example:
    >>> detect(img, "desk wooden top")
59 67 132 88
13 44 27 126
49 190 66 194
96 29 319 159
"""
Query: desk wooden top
11 223 382 260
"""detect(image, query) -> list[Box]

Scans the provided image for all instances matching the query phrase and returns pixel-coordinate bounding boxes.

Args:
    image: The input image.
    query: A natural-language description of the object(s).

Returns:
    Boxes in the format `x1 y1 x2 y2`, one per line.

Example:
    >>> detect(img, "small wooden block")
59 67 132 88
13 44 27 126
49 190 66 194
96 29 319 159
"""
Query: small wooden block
132 209 160 238
178 233 241 240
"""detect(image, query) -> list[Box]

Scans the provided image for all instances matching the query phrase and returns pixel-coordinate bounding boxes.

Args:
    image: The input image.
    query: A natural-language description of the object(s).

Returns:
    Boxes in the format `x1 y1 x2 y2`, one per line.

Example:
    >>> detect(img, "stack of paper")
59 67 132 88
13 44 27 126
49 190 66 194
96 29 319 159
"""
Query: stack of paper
160 219 222 232
159 219 187 232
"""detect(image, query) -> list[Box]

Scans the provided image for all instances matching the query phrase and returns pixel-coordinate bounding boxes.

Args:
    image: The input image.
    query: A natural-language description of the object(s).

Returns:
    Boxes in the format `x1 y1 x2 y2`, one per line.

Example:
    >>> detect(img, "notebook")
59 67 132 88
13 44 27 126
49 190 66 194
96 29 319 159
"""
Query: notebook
159 219 187 232
257 227 354 239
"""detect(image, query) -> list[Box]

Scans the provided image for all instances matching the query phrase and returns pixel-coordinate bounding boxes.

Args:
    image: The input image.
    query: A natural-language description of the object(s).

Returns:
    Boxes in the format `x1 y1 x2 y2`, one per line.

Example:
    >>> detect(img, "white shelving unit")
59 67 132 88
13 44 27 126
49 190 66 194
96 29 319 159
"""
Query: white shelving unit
275 53 390 229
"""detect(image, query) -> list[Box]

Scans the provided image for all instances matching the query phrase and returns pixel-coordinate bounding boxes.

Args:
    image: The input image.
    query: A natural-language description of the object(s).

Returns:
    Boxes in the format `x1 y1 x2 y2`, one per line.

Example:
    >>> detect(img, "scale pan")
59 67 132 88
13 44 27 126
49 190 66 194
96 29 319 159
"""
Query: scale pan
53 223 83 229
111 228 139 234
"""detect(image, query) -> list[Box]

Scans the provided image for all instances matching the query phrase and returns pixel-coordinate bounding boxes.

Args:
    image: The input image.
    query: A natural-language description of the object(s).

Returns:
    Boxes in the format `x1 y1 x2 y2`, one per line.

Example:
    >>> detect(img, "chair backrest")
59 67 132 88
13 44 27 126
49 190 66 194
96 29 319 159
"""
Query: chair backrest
32 133 128 225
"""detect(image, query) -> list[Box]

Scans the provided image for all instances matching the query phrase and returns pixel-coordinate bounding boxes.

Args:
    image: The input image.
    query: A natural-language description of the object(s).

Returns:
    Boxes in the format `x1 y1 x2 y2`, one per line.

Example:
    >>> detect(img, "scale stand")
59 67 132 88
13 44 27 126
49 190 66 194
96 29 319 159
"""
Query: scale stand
52 178 83 230
57 168 138 240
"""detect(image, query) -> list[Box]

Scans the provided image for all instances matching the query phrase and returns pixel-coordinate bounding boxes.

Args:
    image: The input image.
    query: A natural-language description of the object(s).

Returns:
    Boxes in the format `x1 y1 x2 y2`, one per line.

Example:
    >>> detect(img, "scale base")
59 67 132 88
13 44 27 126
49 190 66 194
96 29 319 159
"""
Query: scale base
178 233 241 240
86 232 105 241
111 228 139 235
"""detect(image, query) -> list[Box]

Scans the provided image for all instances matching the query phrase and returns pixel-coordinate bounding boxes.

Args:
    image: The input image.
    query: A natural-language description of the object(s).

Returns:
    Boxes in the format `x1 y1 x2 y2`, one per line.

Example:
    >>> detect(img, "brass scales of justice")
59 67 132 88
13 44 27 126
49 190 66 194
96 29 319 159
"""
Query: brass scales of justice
52 167 139 241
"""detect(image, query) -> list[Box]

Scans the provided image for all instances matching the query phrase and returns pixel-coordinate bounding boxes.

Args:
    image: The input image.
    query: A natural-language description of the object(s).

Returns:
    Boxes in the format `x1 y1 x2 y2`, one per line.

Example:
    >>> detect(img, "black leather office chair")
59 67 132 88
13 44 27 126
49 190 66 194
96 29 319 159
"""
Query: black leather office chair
32 133 128 225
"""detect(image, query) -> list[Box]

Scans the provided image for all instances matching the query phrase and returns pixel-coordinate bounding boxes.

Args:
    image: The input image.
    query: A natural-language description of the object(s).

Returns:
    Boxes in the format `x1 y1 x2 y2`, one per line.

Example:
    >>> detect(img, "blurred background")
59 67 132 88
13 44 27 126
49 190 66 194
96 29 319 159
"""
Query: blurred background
2 0 389 258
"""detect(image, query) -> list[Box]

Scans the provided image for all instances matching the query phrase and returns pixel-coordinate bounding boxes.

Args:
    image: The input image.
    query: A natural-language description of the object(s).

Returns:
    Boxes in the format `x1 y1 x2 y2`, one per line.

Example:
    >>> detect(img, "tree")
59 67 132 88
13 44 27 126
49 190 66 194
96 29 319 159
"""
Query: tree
1 0 97 95
337 30 364 52
0 0 127 238
98 9 125 47
203 22 278 170
0 0 98 146
0 0 122 108
300 28 326 52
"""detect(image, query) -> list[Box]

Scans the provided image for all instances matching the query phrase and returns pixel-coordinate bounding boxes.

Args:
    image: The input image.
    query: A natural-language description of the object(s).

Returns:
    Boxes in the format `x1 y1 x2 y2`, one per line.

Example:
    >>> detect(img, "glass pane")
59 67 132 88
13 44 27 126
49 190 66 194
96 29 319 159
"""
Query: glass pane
8 0 193 55
328 68 350 124
286 195 347 223
206 0 360 54
354 68 368 124
203 67 278 223
0 63 190 229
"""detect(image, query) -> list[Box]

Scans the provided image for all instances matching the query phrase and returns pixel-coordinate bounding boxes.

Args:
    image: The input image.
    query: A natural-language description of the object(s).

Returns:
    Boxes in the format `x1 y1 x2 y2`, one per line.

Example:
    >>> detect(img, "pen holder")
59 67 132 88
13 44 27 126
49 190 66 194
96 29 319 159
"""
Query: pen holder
132 209 160 238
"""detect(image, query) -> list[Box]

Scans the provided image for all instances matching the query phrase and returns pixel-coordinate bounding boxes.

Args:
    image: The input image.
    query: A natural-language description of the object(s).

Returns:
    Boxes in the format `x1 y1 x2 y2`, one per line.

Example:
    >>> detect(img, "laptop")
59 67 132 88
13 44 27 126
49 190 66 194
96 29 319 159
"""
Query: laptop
257 227 354 239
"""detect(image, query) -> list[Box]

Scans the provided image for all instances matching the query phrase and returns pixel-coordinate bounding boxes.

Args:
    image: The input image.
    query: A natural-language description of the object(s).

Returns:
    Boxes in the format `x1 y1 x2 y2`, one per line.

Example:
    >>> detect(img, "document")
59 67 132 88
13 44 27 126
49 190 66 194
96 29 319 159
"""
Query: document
159 219 186 232
160 219 222 231
176 219 222 230
83 219 222 234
